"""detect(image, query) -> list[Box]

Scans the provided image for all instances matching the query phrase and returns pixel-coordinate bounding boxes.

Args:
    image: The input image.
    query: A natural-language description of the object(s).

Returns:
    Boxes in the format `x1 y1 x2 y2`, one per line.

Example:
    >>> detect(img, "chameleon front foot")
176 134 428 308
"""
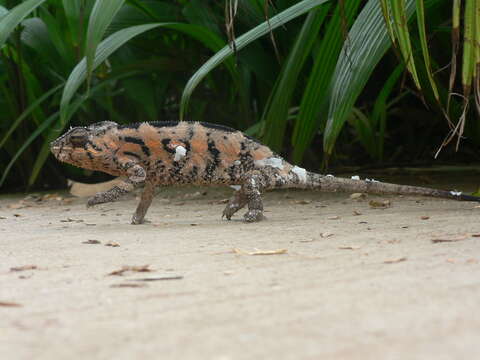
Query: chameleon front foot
243 210 265 222
87 194 105 208
222 191 247 220
131 214 149 225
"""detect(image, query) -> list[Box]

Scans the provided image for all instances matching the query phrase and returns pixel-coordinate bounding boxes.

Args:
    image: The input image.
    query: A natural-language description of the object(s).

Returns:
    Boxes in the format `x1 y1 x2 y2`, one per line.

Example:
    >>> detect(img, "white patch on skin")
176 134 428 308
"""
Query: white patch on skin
292 166 307 183
174 145 187 161
255 157 284 169
351 175 360 180
450 191 462 196
230 185 241 191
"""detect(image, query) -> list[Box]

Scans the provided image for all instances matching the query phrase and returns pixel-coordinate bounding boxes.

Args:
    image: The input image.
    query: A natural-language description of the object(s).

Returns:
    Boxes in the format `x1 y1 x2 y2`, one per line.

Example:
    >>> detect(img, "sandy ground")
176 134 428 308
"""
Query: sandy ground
1 179 480 360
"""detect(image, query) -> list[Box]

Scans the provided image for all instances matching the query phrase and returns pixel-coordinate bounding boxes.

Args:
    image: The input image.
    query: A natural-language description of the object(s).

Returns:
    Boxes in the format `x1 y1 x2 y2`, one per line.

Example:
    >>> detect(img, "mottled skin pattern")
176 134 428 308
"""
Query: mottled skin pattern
51 121 480 224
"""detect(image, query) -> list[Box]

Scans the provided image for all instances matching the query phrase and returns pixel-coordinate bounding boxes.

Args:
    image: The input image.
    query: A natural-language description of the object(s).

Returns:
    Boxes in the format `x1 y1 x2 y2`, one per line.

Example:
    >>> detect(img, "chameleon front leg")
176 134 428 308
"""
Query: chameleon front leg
223 171 266 222
222 189 248 220
131 181 155 225
87 162 146 207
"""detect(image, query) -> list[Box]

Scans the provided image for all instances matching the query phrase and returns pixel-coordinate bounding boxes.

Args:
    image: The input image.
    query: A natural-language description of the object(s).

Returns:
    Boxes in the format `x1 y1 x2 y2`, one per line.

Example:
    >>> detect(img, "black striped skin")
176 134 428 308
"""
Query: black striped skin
50 121 480 224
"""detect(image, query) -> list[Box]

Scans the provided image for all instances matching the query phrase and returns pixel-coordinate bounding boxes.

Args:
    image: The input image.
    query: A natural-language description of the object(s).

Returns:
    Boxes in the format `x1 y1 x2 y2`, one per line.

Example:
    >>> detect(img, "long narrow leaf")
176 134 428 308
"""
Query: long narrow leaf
390 0 422 90
261 5 330 151
416 0 440 102
0 0 47 47
0 83 63 149
324 0 417 155
474 0 480 114
29 71 140 187
60 23 169 124
60 22 242 124
291 0 362 162
179 0 331 121
0 113 58 188
85 0 125 84
462 0 475 96
448 0 461 111
61 0 81 47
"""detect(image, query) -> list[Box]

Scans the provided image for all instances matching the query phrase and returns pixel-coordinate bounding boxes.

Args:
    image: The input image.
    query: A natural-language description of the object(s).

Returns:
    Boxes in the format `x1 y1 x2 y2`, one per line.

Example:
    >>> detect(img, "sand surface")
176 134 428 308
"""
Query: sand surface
1 180 480 359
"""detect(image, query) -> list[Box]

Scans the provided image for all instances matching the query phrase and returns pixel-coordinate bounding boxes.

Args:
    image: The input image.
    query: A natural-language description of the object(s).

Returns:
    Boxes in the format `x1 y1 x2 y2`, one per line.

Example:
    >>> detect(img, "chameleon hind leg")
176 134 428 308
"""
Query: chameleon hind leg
131 181 155 225
223 171 266 222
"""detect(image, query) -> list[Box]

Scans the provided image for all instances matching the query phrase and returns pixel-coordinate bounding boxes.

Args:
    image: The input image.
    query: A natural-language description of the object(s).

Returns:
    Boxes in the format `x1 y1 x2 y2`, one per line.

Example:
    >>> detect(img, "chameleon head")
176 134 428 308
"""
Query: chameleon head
50 121 118 170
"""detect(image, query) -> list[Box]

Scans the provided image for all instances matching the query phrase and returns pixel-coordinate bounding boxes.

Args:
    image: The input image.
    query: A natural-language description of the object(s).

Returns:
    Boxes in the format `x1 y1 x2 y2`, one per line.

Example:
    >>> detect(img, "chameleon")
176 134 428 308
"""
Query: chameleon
50 121 480 224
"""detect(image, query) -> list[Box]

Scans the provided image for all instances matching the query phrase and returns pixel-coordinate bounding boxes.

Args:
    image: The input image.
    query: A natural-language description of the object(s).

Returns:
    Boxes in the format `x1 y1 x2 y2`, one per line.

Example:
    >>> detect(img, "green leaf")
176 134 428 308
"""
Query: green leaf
261 5 331 151
60 23 168 124
323 0 417 155
0 5 7 20
291 0 362 162
61 22 240 125
85 0 126 85
462 0 476 96
0 0 47 48
21 17 61 68
0 112 58 188
390 0 421 90
416 0 440 102
0 83 63 150
61 0 81 46
29 71 140 187
179 0 332 121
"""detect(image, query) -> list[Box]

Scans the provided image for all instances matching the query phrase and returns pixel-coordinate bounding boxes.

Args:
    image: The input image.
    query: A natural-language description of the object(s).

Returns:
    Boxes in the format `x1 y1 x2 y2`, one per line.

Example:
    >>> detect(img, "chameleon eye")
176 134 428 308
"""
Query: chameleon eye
69 134 88 147
68 128 89 147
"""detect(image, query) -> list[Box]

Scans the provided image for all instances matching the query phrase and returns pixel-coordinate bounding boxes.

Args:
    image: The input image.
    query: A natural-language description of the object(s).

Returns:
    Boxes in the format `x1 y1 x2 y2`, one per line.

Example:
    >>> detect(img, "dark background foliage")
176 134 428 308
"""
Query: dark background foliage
1 0 479 192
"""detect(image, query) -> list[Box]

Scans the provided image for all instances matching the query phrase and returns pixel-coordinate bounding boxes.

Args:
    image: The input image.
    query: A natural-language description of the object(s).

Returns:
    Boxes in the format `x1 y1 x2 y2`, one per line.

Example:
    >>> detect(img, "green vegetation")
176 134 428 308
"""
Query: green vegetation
0 0 479 191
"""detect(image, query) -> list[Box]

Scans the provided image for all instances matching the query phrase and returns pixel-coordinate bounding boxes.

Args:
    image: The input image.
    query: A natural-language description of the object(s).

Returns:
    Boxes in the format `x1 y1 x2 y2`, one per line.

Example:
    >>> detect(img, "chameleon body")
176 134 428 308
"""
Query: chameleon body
50 121 480 224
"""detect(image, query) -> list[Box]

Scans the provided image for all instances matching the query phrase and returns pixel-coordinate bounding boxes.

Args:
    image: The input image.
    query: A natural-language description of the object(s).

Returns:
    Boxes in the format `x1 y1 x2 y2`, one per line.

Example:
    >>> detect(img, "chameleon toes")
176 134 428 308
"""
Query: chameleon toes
243 210 265 223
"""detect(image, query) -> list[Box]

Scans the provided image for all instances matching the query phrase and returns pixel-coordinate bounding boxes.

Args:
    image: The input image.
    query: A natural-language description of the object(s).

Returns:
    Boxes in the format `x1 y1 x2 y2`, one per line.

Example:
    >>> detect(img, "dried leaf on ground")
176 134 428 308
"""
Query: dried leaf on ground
7 201 29 209
41 193 63 201
327 216 340 220
110 283 147 288
0 301 22 307
338 245 361 250
82 239 101 245
383 257 407 264
105 242 120 247
108 265 152 276
353 210 362 216
10 265 37 272
233 248 287 256
295 200 311 205
369 200 391 208
431 235 468 243
133 276 183 282
350 193 367 200
211 198 229 204
420 216 430 220
320 232 334 238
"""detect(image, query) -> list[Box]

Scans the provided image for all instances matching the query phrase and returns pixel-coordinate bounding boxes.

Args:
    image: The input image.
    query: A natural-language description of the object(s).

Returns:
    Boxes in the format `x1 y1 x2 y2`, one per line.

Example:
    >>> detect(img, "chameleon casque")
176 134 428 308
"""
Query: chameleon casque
50 121 480 224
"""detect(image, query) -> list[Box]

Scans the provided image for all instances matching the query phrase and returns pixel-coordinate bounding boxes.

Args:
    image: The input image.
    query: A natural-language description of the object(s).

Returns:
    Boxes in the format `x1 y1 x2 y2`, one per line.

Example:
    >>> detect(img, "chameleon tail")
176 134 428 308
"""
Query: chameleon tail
301 171 480 202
